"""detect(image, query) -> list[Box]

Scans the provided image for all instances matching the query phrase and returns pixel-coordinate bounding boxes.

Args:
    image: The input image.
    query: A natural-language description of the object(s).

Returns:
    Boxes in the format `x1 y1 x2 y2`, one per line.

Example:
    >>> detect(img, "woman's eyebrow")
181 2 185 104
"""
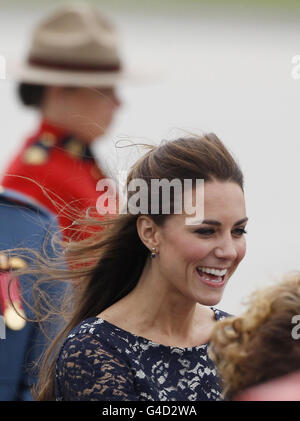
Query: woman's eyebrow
201 217 248 226
233 217 248 226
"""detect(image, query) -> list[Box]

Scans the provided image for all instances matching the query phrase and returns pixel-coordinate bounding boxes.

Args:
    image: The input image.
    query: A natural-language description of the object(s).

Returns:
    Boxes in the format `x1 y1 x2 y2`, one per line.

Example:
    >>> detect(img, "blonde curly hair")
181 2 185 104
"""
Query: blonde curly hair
208 272 300 400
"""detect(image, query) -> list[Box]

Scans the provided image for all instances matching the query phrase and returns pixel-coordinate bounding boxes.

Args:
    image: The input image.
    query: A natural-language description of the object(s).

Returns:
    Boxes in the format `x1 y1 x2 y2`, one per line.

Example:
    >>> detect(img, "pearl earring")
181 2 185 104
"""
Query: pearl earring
151 247 157 258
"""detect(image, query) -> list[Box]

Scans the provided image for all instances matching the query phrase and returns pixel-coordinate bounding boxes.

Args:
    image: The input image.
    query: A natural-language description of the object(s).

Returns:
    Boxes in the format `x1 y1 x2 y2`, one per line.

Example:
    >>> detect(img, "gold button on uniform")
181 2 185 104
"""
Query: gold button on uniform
9 257 27 270
23 146 48 165
0 255 27 330
4 305 26 331
65 139 84 158
0 253 9 270
39 132 56 147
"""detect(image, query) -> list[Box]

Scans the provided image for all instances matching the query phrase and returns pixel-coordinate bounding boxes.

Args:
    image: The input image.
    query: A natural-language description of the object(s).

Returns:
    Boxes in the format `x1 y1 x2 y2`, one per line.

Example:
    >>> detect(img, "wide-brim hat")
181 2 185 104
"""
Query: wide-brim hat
10 3 149 87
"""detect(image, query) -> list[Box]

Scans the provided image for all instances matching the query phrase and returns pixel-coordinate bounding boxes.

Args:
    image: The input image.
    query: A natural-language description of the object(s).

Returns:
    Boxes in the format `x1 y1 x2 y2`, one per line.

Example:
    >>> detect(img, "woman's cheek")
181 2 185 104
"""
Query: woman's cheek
188 243 211 262
238 238 247 263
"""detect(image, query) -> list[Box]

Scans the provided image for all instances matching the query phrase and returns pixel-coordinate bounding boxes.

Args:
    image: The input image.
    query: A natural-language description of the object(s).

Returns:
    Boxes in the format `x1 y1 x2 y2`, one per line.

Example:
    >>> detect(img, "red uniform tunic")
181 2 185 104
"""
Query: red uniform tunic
2 121 117 238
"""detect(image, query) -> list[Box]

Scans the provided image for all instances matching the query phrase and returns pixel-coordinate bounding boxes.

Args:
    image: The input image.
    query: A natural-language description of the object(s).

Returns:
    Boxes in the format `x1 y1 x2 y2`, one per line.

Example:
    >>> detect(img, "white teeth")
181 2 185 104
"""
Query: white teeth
197 267 228 277
200 274 223 283
207 277 223 283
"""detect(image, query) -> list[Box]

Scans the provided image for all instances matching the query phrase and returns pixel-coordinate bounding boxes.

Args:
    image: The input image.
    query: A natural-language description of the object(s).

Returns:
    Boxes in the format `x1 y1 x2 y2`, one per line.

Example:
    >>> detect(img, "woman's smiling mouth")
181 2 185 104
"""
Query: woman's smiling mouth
196 266 229 288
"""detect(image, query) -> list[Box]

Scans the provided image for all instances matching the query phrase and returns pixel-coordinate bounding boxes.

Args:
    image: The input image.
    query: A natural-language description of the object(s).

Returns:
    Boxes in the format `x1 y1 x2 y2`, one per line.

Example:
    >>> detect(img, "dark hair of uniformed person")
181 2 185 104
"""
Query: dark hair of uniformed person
18 83 46 107
19 133 244 400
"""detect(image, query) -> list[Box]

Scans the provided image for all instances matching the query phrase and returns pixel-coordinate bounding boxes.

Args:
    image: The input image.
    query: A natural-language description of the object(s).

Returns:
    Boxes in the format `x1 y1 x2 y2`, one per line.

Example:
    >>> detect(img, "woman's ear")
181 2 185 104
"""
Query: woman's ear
136 216 160 251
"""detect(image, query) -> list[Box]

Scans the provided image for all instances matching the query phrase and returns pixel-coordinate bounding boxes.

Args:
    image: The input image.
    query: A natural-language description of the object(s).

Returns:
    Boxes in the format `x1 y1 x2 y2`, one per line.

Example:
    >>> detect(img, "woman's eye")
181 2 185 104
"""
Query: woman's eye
194 229 215 236
233 228 247 236
194 228 247 237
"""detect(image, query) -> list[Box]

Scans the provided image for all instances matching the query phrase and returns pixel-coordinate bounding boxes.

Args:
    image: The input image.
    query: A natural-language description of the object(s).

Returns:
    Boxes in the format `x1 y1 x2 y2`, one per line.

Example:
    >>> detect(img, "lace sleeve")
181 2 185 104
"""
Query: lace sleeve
56 333 139 401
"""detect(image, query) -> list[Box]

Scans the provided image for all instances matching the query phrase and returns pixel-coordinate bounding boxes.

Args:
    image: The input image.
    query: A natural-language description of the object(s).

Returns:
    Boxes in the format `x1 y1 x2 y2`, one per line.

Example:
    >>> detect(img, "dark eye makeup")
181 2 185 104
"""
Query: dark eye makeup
194 227 247 236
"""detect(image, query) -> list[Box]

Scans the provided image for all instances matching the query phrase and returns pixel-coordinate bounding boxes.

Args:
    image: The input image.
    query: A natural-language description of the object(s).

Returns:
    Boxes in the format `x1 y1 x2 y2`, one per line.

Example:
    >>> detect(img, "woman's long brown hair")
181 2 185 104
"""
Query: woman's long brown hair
18 133 244 400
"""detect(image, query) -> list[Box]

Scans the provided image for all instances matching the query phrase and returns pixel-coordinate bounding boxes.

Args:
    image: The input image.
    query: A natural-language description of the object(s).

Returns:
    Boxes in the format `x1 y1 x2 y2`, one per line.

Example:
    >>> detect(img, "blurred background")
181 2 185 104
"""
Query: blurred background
1 0 300 314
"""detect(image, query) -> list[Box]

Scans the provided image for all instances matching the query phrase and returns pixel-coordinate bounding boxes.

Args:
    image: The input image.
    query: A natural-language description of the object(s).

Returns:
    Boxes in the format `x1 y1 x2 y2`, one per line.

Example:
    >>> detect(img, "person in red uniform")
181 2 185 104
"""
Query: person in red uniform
2 4 125 238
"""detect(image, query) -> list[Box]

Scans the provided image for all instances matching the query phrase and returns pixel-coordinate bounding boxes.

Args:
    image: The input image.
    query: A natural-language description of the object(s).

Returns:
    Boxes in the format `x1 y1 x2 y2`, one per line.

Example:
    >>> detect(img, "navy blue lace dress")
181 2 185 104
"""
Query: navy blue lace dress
55 307 230 401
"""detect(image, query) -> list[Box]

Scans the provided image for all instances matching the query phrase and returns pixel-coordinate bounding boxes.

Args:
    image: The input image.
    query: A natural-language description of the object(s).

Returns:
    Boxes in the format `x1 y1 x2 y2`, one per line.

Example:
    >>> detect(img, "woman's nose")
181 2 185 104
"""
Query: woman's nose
214 235 238 261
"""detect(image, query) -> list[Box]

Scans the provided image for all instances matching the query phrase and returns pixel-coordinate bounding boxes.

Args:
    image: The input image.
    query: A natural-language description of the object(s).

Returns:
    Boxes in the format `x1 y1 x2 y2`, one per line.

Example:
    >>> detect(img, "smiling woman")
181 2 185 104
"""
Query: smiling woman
23 132 247 401
129 181 247 327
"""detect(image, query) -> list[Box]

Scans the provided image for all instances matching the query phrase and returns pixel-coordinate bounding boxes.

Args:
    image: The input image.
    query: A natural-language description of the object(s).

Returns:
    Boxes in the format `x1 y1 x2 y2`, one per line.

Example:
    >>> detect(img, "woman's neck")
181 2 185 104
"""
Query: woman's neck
98 261 216 347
